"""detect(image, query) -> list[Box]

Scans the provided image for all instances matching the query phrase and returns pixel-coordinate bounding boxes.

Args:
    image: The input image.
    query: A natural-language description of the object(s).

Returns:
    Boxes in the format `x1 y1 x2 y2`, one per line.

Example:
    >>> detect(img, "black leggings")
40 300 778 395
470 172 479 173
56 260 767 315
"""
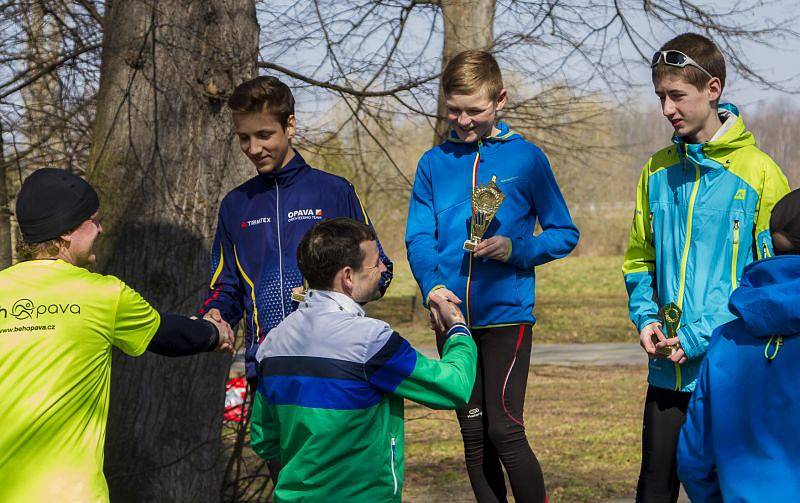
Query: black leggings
636 384 692 503
437 324 546 503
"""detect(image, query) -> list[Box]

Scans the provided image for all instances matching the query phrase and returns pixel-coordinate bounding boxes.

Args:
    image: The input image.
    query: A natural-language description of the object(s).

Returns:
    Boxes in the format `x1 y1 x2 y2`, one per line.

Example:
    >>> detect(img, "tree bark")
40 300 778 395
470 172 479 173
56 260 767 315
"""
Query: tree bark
87 1 258 501
0 122 11 268
433 0 496 144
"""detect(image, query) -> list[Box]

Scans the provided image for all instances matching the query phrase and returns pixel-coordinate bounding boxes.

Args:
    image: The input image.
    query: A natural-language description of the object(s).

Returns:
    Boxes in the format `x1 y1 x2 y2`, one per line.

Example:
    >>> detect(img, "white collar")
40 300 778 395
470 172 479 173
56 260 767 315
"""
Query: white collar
709 108 737 142
304 289 366 317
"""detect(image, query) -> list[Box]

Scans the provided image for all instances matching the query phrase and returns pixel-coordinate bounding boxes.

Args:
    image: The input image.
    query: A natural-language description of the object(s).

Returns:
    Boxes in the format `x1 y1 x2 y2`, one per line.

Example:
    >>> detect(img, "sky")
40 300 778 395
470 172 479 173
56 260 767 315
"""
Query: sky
264 0 800 121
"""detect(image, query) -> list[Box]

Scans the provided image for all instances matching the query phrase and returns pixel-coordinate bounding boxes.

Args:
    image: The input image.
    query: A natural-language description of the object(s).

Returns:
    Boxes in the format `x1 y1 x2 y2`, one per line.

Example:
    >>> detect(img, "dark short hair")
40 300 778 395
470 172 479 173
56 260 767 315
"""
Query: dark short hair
297 218 377 290
652 33 726 94
770 188 800 255
228 76 295 127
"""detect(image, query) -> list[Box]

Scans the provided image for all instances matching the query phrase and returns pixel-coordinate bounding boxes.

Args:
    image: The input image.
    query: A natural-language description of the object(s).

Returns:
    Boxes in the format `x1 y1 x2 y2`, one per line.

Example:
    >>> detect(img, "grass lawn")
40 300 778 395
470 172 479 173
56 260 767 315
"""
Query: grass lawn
404 364 647 502
368 256 637 347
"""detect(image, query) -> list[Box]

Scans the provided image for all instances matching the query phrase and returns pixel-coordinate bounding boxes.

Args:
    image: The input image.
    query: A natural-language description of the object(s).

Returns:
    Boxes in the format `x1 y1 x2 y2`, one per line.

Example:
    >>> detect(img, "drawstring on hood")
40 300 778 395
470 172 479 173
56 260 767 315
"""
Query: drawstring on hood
729 255 800 360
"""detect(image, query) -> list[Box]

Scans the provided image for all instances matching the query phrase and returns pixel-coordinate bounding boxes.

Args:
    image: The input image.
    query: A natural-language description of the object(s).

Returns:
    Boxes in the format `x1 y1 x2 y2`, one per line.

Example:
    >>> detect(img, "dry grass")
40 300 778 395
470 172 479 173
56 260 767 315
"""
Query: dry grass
404 364 646 502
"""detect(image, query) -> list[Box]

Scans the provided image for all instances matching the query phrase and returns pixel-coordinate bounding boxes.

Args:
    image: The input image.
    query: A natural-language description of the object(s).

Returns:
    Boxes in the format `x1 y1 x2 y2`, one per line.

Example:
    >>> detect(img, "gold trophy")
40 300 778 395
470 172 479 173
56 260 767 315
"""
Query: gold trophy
655 303 682 357
291 279 308 303
463 175 505 252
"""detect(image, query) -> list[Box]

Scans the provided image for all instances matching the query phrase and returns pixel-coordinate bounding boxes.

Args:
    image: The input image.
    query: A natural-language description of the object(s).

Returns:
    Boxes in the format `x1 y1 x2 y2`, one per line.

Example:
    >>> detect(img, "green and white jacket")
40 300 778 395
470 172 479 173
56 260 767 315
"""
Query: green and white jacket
251 289 477 502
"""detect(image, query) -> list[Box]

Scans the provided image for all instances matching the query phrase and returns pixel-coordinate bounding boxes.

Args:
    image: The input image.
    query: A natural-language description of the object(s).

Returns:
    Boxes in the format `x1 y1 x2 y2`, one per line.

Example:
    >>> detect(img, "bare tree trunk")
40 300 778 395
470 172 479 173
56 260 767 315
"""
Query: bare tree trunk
87 1 258 501
0 123 11 269
433 0 496 143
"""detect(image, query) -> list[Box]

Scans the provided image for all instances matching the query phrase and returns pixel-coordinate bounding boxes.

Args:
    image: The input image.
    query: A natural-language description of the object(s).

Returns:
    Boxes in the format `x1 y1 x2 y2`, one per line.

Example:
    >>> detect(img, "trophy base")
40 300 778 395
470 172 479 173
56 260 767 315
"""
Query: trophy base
463 239 480 252
291 291 306 303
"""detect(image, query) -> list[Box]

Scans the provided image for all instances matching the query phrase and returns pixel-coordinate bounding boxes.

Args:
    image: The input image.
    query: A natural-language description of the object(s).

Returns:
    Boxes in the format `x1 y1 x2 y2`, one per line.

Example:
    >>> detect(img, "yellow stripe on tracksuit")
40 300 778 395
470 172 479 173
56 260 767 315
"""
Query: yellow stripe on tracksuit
210 242 225 289
353 187 370 226
234 245 261 340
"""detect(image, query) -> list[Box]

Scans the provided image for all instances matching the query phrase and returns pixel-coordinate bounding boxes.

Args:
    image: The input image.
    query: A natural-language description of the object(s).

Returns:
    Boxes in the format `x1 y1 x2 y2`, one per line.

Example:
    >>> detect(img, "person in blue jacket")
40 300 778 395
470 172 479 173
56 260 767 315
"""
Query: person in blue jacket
677 188 800 502
198 76 392 382
406 49 578 503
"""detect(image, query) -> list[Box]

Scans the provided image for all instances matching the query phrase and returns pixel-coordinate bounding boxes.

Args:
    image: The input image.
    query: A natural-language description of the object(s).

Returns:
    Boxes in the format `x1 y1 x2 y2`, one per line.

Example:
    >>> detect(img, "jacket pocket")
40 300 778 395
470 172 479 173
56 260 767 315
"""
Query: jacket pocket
731 219 740 290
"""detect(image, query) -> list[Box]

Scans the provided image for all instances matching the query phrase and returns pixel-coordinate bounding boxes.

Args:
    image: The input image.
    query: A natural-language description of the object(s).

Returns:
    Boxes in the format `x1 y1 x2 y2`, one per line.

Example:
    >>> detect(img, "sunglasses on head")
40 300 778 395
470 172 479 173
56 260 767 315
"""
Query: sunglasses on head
651 50 713 79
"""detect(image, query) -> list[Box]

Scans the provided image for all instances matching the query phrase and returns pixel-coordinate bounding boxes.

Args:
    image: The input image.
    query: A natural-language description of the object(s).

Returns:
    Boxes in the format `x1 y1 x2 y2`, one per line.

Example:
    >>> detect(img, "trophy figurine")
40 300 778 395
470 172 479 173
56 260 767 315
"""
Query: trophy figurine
291 279 308 303
655 302 682 357
463 175 505 252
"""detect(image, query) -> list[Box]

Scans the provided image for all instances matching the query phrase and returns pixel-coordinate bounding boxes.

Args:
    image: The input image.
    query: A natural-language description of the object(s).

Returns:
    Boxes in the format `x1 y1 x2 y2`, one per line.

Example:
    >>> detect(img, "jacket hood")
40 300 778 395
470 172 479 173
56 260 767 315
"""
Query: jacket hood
446 121 523 144
673 103 757 164
729 255 800 338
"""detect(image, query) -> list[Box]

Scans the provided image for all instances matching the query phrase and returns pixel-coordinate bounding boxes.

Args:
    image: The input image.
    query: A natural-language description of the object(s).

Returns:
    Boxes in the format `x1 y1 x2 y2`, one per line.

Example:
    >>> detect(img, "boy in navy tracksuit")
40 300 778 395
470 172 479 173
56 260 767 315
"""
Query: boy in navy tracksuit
198 76 392 381
406 50 578 503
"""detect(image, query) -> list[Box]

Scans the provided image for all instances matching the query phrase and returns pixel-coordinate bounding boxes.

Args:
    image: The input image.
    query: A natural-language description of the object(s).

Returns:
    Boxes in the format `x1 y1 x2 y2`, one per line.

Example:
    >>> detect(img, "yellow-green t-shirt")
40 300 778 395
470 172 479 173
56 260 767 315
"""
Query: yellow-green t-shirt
0 259 160 502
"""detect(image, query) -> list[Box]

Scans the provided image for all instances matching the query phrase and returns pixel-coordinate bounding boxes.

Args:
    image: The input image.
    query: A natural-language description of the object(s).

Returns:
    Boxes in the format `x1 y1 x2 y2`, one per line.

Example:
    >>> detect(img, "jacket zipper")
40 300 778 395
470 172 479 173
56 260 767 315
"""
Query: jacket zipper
762 242 771 259
465 143 482 327
674 160 701 391
731 220 740 290
275 180 286 319
390 436 398 495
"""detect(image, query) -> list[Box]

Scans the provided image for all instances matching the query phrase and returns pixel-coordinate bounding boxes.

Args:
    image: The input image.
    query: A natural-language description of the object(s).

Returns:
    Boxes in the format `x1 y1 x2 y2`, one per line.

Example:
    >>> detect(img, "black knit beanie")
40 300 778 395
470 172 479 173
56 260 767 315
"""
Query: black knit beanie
770 188 800 255
16 168 100 243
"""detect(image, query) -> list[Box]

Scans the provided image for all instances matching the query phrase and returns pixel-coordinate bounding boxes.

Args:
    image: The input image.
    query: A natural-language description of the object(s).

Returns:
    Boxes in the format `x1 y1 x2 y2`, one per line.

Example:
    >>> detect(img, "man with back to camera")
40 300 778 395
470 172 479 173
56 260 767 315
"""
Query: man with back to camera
249 218 477 502
0 168 234 502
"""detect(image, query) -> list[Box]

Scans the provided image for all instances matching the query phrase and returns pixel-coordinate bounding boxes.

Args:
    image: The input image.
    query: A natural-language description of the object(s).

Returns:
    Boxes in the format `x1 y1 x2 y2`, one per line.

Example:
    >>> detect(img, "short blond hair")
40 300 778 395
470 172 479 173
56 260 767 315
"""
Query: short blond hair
441 50 504 101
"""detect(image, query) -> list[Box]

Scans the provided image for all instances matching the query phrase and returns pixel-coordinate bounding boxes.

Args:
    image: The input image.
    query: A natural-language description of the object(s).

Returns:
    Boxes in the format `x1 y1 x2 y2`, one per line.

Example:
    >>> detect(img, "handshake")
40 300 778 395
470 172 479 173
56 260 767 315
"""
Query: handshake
428 288 466 332
202 308 236 353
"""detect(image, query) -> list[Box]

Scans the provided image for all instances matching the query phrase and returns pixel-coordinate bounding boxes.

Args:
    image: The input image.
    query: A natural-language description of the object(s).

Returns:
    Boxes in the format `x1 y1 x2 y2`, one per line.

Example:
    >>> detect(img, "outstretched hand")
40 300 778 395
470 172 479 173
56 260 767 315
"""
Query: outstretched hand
428 288 462 332
429 293 465 330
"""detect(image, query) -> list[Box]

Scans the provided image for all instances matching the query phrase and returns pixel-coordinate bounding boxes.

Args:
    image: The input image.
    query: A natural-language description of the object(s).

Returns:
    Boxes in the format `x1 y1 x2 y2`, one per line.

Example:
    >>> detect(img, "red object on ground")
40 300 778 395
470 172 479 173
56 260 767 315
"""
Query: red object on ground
224 377 248 423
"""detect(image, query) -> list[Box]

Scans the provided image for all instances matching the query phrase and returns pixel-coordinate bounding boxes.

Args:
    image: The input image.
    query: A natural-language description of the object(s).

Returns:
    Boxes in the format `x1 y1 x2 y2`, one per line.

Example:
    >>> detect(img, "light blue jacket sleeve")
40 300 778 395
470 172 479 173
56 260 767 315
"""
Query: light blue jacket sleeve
506 148 579 270
677 354 722 502
405 155 447 304
677 310 735 360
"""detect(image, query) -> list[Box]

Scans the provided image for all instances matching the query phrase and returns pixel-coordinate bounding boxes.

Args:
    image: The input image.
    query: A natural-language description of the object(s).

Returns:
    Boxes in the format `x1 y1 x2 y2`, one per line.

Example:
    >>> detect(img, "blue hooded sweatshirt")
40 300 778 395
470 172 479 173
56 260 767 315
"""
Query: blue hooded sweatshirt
405 122 578 328
677 255 800 502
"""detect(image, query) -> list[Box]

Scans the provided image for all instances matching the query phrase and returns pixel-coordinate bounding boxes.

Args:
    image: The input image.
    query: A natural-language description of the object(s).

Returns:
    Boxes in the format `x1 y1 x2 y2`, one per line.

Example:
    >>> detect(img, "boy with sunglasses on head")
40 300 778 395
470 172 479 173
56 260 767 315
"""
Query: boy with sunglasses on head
622 33 790 501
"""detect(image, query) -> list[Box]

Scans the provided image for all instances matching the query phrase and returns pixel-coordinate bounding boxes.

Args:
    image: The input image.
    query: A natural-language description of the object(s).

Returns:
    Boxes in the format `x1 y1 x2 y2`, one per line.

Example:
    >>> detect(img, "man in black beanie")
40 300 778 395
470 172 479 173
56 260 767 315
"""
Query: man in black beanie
0 168 235 502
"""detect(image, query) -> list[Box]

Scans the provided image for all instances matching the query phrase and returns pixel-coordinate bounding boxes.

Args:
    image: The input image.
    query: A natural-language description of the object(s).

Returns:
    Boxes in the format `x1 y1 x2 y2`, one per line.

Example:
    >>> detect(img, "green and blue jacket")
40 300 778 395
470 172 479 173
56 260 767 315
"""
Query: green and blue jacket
623 104 790 392
250 289 477 502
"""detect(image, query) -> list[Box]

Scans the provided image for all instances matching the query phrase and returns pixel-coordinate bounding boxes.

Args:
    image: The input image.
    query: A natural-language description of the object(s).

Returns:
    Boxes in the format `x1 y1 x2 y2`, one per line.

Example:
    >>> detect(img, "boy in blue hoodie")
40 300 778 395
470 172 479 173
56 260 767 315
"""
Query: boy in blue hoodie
622 33 789 501
406 49 579 503
677 188 800 501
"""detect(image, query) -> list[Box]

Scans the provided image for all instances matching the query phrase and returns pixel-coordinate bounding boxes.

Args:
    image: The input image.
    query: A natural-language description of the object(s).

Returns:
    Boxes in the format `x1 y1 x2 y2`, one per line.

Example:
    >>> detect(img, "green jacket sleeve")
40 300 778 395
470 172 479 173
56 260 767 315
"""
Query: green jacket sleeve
365 323 477 410
250 391 280 460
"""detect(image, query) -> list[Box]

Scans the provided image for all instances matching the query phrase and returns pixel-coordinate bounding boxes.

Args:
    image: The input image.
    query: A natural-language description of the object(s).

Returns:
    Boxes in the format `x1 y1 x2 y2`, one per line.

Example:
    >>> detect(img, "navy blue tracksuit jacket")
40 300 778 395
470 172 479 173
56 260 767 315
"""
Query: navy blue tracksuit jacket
199 151 392 378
